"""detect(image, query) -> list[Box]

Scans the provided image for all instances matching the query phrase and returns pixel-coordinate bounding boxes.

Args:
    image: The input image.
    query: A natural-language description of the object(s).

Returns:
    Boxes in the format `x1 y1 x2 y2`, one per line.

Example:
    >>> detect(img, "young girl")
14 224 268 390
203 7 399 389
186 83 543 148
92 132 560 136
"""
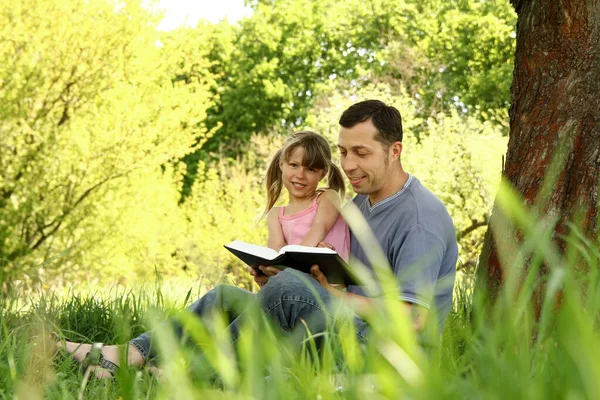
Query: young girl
263 131 350 260
57 131 349 378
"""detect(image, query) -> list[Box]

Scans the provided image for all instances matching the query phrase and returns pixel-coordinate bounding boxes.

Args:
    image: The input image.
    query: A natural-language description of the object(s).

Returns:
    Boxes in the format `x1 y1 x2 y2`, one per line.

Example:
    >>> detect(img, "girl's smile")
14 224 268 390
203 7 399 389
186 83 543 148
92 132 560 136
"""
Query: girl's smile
280 147 325 204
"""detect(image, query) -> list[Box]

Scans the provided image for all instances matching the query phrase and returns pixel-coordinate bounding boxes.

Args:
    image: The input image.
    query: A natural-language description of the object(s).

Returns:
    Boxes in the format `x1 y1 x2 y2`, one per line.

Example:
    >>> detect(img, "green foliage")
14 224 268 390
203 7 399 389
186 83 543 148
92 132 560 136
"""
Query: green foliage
179 156 270 289
1 0 513 288
163 0 516 172
423 0 516 124
157 22 235 196
199 0 382 152
172 0 515 162
0 0 214 285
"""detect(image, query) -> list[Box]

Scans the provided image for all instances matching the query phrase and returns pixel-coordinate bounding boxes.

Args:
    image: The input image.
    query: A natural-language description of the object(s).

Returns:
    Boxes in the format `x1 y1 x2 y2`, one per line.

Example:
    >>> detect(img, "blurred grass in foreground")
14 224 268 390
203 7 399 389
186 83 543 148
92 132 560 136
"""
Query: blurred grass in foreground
1 184 600 399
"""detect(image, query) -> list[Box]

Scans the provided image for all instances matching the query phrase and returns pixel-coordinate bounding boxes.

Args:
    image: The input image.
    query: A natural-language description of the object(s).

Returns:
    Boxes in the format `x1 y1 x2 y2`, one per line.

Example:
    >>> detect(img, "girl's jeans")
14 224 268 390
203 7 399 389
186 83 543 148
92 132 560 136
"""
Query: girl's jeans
130 268 368 361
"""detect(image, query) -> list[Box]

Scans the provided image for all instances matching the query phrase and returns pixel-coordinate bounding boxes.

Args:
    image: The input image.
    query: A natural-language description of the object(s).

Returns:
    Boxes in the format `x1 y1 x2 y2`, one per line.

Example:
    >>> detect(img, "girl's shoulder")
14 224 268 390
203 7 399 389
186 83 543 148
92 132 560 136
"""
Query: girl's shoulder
316 188 342 206
267 206 283 221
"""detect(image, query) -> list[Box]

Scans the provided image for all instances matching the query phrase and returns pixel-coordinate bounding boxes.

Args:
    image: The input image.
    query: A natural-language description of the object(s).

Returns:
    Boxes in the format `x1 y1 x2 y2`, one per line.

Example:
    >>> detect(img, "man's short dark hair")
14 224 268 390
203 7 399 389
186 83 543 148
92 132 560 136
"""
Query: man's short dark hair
339 100 403 147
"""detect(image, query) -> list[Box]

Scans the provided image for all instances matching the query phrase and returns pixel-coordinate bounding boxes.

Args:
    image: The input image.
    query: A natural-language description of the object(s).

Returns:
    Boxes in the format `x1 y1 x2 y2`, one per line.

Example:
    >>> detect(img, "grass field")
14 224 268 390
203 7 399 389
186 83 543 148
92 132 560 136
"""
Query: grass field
1 256 599 399
2 193 600 399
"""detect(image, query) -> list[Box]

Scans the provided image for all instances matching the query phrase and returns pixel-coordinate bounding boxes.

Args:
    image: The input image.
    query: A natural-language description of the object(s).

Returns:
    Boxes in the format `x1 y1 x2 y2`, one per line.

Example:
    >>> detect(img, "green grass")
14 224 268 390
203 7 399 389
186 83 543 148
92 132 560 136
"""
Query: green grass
2 192 600 399
0 262 598 399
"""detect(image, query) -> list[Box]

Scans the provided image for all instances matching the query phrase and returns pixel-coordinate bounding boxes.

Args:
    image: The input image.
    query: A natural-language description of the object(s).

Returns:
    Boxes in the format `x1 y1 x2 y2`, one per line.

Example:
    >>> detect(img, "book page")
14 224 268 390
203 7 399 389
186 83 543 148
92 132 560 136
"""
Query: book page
280 244 337 255
226 240 280 260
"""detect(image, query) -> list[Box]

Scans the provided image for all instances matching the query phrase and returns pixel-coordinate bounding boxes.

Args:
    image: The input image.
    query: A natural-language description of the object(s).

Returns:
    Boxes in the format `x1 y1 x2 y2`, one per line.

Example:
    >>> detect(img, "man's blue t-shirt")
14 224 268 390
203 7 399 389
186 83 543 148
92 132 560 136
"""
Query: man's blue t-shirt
346 175 458 333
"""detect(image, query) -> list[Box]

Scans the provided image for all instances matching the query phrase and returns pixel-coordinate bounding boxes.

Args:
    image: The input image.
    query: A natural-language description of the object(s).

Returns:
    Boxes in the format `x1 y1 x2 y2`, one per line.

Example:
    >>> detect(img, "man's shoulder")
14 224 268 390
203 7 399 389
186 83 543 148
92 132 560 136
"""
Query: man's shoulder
406 177 446 210
407 177 456 238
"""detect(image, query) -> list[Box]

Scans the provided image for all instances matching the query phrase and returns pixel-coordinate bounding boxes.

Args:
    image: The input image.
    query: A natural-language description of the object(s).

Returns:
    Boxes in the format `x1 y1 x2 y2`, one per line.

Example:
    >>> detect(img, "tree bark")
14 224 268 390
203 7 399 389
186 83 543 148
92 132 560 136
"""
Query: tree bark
476 0 600 304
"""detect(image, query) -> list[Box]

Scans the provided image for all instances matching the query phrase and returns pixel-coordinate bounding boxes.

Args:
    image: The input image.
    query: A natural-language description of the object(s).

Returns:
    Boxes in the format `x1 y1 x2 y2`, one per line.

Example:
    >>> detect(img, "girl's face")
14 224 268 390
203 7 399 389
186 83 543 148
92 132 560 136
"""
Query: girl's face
280 146 326 203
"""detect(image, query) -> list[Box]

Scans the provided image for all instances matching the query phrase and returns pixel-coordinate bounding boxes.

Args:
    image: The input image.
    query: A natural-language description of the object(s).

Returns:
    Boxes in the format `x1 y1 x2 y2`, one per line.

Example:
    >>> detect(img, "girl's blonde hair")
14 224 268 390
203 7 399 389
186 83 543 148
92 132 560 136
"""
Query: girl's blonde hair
263 131 345 217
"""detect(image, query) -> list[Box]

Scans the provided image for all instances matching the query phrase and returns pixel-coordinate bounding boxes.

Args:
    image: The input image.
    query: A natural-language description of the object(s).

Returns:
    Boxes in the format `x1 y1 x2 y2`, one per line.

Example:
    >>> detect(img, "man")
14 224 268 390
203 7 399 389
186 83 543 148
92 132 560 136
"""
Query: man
258 99 457 338
60 100 457 377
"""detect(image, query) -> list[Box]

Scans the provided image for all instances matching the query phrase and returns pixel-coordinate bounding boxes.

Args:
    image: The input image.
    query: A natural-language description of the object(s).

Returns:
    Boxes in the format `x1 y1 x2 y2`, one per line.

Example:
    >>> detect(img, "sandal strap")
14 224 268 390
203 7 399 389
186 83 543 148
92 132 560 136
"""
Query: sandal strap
83 343 119 377
98 354 119 375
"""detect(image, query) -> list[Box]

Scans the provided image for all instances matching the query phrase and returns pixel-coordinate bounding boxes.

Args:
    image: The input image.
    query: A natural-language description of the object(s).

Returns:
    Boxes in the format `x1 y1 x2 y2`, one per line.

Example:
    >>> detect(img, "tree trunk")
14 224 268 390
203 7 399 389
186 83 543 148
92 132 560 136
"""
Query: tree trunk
476 0 600 304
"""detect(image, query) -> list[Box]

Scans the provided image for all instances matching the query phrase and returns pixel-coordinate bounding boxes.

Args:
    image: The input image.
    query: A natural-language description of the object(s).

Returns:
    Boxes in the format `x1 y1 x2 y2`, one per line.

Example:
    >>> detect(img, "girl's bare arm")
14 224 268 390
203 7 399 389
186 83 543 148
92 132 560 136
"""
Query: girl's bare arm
300 190 342 248
267 207 286 251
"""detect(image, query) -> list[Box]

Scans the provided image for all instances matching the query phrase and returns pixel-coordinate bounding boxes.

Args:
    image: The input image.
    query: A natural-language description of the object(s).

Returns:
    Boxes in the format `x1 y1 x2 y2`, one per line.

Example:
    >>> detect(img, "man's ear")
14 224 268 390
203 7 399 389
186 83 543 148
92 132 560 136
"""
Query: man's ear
390 141 403 161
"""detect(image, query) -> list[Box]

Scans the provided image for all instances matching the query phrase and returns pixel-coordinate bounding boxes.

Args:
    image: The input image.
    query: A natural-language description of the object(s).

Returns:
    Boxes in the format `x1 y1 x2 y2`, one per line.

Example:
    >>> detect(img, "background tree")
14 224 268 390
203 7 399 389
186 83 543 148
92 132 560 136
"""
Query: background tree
176 0 515 169
475 0 600 304
0 0 214 286
0 0 515 289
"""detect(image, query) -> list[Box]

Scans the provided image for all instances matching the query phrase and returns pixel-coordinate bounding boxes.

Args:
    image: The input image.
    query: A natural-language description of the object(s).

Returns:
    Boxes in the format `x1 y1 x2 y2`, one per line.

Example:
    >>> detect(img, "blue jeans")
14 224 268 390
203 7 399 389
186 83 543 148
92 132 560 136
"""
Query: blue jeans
130 269 369 361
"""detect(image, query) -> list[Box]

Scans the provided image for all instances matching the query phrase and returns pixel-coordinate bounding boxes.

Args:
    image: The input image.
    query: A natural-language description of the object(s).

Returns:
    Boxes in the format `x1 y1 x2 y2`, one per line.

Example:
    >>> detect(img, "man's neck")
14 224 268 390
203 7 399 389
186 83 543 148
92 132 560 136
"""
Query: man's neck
368 169 410 205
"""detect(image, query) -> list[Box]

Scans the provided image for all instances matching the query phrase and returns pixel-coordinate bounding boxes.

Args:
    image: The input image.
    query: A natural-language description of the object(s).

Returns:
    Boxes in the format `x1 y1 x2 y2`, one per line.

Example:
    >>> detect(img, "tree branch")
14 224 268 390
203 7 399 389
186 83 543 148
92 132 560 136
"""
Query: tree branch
458 216 489 240
28 169 133 253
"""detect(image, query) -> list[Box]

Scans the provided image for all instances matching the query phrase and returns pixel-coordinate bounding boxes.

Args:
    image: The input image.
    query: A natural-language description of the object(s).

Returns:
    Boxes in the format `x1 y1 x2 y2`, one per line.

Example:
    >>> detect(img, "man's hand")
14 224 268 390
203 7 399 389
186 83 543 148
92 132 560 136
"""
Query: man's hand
310 265 344 297
403 302 428 332
247 265 282 288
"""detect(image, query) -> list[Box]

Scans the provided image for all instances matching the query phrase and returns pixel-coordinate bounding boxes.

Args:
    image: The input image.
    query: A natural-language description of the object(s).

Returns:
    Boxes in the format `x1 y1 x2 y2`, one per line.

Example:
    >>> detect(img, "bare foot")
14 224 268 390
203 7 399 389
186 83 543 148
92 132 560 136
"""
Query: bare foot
57 340 144 378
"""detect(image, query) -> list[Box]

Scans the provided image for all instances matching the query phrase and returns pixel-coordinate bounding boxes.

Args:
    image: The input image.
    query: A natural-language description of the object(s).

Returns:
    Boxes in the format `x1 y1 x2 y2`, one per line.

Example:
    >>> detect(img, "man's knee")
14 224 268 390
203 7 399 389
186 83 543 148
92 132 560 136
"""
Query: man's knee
259 269 333 336
212 284 233 297
270 268 304 283
267 269 311 291
196 284 230 306
188 284 251 315
261 269 326 304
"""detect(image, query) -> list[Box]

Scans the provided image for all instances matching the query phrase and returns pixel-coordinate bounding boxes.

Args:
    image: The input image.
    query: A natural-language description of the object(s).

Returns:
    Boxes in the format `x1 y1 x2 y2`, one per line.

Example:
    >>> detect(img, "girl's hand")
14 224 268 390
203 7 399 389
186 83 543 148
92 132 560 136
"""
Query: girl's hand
248 267 269 287
317 241 335 251
248 265 283 288
258 265 283 277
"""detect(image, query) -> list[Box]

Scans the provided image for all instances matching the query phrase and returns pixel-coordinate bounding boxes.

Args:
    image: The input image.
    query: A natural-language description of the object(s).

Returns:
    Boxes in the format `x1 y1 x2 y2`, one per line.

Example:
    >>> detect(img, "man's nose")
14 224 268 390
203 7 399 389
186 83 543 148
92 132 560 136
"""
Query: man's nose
342 155 357 172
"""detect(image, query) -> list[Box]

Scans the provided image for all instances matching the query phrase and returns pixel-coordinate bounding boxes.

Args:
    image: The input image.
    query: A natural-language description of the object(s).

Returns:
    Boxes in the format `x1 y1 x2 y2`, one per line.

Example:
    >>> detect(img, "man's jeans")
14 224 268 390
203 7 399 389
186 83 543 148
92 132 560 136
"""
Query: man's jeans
130 269 369 361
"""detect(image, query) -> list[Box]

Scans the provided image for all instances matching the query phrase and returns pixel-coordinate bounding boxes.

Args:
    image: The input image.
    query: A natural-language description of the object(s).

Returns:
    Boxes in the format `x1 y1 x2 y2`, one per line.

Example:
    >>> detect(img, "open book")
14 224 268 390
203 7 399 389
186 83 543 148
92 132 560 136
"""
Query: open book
224 240 357 286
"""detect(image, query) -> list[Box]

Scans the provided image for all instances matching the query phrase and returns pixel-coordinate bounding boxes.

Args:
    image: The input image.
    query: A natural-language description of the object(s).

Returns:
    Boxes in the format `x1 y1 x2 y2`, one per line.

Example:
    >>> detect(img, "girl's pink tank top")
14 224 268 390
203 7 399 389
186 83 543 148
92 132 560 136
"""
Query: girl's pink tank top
278 194 351 261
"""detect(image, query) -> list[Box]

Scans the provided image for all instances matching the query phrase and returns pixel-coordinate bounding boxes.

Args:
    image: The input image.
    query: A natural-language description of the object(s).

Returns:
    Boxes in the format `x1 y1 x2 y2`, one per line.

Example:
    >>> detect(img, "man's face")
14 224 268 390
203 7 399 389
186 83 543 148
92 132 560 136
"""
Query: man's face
338 119 401 204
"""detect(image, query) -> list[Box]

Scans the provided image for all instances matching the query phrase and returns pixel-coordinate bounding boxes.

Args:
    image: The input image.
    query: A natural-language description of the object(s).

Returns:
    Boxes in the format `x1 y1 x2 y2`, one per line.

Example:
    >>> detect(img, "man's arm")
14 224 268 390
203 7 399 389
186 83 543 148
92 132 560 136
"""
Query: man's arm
310 265 429 331
387 224 446 330
392 225 445 310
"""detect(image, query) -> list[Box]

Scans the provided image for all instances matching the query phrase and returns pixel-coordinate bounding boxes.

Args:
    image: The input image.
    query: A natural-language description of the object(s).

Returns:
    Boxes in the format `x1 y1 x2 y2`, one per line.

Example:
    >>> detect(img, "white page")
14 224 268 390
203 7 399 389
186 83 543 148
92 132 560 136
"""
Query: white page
280 244 337 254
226 240 279 260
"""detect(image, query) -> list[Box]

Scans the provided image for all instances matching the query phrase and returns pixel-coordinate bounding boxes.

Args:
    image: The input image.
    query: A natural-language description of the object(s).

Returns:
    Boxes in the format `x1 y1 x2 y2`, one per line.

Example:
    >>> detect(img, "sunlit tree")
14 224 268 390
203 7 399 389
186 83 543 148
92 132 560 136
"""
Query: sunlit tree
0 0 214 283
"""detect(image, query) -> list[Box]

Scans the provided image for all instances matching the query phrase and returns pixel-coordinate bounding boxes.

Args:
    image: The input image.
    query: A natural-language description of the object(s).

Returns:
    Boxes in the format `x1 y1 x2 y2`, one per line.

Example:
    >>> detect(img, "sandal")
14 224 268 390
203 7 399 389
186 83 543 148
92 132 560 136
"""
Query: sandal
81 343 120 378
52 332 119 378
